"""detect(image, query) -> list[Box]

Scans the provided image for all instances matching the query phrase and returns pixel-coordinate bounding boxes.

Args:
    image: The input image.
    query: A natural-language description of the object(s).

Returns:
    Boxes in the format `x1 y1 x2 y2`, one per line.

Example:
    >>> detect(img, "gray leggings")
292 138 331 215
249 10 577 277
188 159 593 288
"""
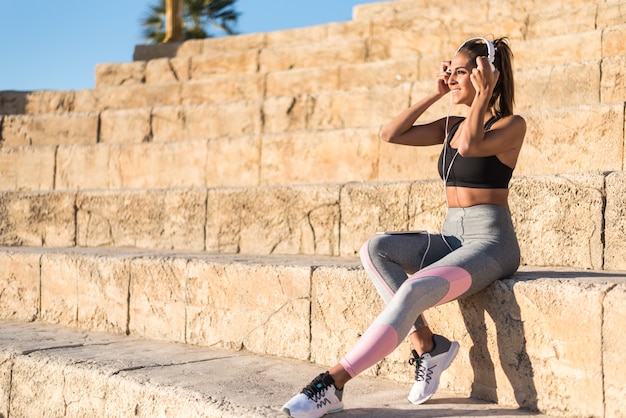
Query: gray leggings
339 204 520 377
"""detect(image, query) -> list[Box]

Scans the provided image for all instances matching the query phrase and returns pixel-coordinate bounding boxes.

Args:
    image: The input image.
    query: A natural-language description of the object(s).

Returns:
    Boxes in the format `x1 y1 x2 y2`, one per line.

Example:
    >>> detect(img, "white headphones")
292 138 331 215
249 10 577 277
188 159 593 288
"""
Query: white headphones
456 37 496 72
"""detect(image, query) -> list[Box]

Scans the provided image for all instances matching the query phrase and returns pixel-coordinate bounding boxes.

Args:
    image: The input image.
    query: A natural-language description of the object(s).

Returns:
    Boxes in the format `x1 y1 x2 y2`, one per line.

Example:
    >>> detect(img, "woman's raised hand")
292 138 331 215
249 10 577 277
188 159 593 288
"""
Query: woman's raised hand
436 60 452 96
470 56 500 96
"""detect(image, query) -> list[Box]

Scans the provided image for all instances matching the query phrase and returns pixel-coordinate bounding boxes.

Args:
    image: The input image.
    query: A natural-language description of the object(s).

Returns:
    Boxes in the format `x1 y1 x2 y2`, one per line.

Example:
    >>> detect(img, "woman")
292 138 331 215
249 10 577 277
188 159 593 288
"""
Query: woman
282 37 525 418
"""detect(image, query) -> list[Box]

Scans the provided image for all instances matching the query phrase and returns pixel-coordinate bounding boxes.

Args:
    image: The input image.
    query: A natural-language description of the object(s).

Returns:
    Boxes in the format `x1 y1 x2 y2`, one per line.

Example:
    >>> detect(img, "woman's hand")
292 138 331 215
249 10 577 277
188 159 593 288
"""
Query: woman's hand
435 60 452 96
470 56 500 97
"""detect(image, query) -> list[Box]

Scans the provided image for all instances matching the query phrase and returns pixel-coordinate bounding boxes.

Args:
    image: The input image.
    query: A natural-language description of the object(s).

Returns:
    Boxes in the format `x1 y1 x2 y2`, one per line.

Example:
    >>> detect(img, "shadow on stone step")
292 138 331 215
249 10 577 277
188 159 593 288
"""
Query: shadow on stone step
459 280 539 412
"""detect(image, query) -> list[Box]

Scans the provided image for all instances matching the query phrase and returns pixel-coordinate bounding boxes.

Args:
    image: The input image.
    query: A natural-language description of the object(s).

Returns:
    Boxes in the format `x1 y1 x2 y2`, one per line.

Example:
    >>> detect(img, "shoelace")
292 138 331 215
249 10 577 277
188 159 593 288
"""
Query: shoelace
301 374 331 401
409 350 427 382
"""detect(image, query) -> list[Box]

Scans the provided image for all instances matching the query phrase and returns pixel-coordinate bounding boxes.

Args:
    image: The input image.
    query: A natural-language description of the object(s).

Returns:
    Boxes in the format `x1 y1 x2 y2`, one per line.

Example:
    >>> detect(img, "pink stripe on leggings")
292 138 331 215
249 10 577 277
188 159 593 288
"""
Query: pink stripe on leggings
340 324 398 377
408 265 472 305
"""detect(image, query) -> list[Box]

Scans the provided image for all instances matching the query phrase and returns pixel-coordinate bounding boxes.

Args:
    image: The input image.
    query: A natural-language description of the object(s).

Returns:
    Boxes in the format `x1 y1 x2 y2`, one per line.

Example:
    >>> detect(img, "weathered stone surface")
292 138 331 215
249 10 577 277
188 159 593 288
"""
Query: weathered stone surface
261 96 312 134
526 4 596 38
1 112 99 146
145 57 191 84
604 172 626 270
190 50 259 77
339 58 418 91
206 135 260 187
604 283 626 418
266 67 339 97
601 55 626 103
0 145 56 191
181 75 264 105
56 144 122 190
100 108 152 144
129 256 187 343
260 129 379 185
0 191 76 247
515 31 602 69
259 39 366 73
76 189 206 251
95 62 146 88
510 173 604 270
512 277 610 417
308 84 410 130
206 185 341 256
185 260 312 359
0 250 40 321
516 60 601 111
603 23 626 57
519 104 624 176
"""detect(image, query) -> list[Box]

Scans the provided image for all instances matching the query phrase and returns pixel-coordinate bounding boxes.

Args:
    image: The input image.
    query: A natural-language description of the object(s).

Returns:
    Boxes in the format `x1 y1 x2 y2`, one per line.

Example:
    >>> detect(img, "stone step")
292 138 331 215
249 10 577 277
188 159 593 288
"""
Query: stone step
108 23 626 89
0 103 623 192
1 171 624 270
3 52 622 117
0 320 551 418
0 248 623 417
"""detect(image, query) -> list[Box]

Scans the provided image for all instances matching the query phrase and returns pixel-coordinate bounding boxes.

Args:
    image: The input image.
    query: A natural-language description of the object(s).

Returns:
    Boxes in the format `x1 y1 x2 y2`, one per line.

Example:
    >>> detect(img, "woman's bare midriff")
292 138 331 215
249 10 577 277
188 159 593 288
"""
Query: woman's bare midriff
445 187 509 208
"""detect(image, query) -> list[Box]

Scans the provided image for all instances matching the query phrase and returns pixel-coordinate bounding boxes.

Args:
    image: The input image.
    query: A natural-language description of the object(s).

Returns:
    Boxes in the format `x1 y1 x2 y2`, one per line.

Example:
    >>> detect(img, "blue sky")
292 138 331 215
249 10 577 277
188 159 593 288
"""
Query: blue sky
0 0 386 92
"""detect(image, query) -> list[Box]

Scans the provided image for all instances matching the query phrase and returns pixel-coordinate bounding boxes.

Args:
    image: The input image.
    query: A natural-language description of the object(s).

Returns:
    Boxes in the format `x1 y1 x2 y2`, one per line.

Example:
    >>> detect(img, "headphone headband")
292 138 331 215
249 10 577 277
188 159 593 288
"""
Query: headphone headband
457 37 495 71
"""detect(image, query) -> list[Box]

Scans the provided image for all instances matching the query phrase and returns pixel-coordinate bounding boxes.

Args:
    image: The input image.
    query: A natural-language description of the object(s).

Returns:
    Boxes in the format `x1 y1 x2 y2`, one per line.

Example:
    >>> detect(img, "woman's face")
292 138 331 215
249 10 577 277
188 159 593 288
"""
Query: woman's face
447 52 476 106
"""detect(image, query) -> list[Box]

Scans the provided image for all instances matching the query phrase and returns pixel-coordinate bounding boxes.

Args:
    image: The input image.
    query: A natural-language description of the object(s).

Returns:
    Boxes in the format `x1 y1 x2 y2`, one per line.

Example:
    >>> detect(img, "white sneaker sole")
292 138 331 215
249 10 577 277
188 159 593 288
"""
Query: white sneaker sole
408 341 460 405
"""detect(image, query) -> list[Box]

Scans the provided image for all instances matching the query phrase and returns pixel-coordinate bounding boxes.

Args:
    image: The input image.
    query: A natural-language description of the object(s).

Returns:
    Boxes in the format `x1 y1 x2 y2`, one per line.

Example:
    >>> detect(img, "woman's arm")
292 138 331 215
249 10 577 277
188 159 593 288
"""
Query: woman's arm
379 62 455 147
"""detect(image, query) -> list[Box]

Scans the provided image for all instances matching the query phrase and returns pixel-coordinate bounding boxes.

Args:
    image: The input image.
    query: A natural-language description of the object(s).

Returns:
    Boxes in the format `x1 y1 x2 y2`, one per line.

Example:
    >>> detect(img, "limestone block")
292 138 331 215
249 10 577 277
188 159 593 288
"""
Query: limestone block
152 102 262 143
264 24 328 48
326 20 371 41
515 60 601 111
76 189 206 251
407 181 448 231
259 39 366 73
100 108 152 144
602 23 626 57
206 135 260 187
0 353 11 418
513 277 610 417
0 249 40 321
23 90 75 114
40 251 129 333
190 50 259 78
181 74 264 105
174 39 205 56
128 256 187 343
310 265 385 371
115 141 208 189
185 258 312 359
8 355 67 417
338 58 418 91
151 105 186 142
189 101 263 139
519 104 624 175
1 112 98 146
514 31 601 69
378 140 442 182
56 144 123 190
196 32 266 54
0 191 76 247
339 181 413 257
509 173 604 269
145 57 191 84
604 172 626 270
598 4 626 28
308 84 411 130
93 84 181 111
603 283 626 418
601 55 626 103
206 184 341 256
261 96 312 134
526 4 596 38
266 67 339 97
95 62 146 88
259 129 379 185
0 145 56 190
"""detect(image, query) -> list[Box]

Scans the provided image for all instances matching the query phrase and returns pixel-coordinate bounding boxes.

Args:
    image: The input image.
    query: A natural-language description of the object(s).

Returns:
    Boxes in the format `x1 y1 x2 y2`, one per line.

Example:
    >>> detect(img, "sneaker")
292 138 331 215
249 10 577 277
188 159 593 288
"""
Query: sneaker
407 334 459 405
282 371 344 418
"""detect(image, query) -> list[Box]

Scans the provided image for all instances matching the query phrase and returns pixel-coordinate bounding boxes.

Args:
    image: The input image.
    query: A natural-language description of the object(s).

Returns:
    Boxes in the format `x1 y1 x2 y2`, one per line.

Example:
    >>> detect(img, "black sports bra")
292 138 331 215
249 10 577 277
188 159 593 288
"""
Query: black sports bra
437 117 514 189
